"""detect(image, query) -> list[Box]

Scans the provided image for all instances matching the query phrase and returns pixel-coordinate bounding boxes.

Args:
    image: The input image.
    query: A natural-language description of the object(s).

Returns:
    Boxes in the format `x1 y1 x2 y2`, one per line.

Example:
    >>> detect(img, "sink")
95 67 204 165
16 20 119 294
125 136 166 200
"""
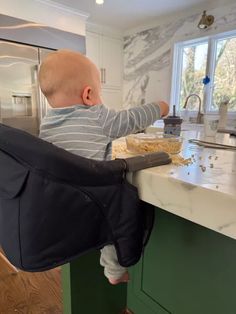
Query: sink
181 123 203 132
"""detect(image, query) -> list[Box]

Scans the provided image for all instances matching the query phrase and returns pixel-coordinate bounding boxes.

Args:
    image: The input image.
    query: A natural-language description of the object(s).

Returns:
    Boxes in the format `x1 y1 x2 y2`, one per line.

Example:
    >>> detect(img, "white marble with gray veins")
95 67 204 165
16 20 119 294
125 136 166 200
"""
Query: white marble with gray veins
123 2 236 108
124 129 236 240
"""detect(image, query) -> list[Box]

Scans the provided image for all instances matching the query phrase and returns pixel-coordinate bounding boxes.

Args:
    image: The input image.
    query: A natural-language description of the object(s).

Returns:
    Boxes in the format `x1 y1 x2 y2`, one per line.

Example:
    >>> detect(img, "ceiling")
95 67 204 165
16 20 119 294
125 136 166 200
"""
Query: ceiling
53 0 210 31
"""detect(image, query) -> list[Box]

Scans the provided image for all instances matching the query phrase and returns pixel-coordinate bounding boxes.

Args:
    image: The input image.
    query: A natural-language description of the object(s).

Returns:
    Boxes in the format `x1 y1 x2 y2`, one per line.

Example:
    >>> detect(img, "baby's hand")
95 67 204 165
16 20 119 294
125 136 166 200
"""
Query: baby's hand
158 101 169 117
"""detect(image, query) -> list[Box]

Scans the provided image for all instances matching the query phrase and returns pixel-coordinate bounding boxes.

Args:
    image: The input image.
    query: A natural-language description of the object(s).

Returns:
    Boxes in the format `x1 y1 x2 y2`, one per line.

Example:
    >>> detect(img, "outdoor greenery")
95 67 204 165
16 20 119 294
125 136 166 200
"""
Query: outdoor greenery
179 37 236 111
213 38 236 111
180 44 207 111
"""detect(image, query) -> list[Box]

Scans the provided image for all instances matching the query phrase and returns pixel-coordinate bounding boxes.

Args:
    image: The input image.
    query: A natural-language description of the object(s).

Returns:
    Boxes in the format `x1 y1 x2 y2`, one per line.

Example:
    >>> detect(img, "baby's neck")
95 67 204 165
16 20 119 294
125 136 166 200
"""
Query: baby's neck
48 94 84 108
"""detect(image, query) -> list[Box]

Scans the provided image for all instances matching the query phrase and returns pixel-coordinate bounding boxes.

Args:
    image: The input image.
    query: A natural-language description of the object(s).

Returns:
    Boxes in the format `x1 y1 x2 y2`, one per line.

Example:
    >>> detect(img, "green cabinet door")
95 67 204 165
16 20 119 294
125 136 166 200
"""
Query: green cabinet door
128 206 236 314
62 251 127 314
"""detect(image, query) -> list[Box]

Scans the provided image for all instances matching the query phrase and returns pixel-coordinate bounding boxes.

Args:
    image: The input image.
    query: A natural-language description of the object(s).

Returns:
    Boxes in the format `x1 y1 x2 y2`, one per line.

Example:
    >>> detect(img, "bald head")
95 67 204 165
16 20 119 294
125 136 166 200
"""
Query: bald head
39 49 102 107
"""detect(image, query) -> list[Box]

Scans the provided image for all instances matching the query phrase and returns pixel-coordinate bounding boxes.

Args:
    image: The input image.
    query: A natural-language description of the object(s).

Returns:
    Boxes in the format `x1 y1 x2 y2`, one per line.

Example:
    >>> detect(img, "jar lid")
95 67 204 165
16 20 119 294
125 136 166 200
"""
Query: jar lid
164 116 183 124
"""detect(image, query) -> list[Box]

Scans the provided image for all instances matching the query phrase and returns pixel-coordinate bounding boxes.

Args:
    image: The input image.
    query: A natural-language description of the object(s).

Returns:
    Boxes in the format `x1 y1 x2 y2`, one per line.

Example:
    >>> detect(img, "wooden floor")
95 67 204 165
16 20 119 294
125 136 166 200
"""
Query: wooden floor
0 255 62 314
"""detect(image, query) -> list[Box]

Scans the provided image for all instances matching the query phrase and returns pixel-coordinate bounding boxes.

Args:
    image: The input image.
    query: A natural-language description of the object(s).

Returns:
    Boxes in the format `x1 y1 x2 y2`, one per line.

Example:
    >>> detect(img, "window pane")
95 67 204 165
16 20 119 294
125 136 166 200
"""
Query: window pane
179 43 208 110
212 37 236 111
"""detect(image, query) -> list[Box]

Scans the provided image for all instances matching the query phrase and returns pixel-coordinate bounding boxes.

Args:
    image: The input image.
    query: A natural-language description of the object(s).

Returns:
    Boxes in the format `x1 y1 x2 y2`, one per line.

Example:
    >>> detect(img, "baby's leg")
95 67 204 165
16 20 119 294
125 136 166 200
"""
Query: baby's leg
100 245 129 285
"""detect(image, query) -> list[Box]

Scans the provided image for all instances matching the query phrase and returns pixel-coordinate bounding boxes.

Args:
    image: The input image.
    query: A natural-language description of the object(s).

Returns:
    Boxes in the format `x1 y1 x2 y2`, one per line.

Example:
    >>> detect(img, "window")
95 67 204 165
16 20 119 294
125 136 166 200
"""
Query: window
171 30 236 114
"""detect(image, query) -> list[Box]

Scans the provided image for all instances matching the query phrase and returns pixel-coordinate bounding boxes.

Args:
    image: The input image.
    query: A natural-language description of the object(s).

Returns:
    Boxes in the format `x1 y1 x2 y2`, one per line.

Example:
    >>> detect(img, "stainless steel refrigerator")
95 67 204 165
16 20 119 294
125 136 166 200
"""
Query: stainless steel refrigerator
0 13 85 135
0 41 53 135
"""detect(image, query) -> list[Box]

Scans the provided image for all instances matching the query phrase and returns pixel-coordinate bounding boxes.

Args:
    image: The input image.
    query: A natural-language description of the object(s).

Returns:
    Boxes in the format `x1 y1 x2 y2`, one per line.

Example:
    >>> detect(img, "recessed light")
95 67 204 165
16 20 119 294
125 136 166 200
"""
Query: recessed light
96 0 104 4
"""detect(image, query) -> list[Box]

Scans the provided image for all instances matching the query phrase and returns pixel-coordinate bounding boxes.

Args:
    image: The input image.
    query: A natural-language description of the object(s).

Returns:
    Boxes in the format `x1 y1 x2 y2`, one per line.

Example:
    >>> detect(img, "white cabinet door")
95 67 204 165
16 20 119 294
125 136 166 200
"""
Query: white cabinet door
101 36 123 89
85 32 103 84
102 88 122 111
86 32 123 89
86 32 100 70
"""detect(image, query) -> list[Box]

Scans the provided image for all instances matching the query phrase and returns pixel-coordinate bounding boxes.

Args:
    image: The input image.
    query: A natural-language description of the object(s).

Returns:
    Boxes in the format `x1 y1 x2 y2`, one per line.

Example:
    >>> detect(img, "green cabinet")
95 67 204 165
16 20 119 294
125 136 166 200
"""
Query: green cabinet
62 206 236 314
62 251 127 314
127 207 236 314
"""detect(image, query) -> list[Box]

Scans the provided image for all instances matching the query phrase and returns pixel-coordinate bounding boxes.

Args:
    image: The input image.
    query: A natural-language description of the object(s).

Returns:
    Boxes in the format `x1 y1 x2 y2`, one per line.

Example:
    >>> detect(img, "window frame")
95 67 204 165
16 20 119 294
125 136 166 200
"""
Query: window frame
170 29 236 117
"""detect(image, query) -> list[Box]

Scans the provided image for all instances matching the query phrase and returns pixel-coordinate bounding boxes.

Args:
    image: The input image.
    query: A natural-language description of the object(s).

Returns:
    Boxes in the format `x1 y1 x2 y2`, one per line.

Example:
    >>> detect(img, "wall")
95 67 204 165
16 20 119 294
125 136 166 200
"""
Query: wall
123 0 236 109
86 22 123 39
0 0 88 35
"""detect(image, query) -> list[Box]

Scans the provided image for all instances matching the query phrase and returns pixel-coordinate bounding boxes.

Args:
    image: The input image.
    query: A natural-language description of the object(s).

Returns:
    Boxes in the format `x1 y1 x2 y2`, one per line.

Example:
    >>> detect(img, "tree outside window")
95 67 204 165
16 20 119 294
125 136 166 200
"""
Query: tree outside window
172 31 236 113
212 37 236 111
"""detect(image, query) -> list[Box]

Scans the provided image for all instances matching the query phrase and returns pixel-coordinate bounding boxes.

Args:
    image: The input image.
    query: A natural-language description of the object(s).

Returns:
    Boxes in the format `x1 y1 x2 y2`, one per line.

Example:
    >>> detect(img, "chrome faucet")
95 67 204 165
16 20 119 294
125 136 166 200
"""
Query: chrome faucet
183 94 203 124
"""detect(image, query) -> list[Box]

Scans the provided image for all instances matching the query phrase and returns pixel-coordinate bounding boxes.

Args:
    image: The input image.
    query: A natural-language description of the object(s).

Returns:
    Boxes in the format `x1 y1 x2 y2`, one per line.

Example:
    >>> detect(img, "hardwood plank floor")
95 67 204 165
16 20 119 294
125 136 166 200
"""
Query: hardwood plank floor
0 256 62 314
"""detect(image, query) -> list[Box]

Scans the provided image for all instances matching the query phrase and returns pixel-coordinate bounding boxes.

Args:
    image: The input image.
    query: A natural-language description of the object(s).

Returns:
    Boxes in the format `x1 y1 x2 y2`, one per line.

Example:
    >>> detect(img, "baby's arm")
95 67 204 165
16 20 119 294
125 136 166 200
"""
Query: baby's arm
99 102 169 139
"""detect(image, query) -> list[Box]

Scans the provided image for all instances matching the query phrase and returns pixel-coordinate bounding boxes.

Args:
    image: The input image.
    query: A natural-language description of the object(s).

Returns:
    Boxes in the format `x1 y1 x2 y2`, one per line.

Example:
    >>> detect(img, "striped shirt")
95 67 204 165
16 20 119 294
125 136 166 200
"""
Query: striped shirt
39 103 161 161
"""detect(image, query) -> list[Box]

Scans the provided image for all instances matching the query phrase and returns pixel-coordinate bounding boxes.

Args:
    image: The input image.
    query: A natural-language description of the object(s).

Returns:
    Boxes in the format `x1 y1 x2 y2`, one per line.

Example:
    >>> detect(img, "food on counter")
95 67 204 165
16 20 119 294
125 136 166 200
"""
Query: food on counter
112 136 192 167
199 165 206 172
126 133 182 155
112 142 129 159
171 155 192 166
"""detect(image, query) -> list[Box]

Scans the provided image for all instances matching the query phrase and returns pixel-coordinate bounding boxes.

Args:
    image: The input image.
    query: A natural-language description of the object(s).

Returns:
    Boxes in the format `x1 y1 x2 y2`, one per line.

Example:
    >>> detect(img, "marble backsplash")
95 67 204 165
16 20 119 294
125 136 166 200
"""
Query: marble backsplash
123 1 236 110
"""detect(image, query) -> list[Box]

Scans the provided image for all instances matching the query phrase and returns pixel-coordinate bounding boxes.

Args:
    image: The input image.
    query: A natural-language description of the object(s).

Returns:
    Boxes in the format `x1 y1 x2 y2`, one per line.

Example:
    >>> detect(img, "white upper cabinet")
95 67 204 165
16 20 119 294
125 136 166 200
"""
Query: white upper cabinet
86 32 100 69
86 31 123 89
101 36 123 89
101 88 122 111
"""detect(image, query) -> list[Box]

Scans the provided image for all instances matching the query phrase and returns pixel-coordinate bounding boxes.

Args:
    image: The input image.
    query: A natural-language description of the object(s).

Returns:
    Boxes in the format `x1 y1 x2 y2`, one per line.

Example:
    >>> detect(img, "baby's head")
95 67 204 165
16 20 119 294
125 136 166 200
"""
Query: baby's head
39 49 102 108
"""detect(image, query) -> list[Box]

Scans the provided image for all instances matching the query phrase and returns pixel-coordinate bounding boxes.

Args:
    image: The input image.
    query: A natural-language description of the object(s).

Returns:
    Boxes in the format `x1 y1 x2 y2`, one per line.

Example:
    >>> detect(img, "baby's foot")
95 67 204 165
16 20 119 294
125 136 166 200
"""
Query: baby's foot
108 271 130 285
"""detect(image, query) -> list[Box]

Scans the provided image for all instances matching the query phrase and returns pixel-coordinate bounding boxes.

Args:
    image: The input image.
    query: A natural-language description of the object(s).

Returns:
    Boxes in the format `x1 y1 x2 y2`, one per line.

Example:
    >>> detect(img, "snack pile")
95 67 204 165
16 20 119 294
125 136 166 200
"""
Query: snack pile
126 133 182 155
112 134 192 167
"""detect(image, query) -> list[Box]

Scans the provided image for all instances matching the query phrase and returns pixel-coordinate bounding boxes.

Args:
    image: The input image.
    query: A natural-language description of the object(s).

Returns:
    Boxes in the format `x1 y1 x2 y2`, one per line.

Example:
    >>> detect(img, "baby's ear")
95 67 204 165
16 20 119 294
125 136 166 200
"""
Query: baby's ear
82 86 94 106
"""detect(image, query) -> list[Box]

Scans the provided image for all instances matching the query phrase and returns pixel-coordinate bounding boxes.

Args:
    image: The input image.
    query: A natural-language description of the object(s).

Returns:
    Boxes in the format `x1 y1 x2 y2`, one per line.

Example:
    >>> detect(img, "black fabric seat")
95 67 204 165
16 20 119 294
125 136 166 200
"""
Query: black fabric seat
0 123 155 272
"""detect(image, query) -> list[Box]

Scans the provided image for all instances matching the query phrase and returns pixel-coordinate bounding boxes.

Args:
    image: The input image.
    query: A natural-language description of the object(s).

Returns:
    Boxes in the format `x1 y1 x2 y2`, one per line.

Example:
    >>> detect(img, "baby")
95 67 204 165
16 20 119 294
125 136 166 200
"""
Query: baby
39 49 169 285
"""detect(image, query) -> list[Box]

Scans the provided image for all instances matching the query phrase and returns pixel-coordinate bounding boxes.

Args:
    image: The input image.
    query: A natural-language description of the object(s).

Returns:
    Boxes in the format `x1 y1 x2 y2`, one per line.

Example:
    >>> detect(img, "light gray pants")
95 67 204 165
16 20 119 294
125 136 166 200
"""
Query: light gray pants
100 244 127 280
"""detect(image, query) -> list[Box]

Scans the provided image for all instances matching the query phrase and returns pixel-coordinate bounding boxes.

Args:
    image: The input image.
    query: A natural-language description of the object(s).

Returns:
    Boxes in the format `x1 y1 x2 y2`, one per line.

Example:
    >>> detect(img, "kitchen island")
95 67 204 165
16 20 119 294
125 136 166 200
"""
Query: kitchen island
126 129 236 314
129 129 236 240
62 129 236 314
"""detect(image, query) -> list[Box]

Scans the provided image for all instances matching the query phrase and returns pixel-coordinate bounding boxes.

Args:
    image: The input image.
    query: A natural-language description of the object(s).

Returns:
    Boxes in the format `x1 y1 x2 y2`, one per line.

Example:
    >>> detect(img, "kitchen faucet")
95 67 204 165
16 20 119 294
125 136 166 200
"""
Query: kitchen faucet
183 94 203 124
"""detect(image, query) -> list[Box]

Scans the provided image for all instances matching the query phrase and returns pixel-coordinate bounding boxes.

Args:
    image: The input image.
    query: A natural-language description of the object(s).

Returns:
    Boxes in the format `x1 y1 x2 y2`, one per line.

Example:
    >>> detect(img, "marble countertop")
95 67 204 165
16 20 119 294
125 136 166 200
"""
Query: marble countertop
116 127 236 240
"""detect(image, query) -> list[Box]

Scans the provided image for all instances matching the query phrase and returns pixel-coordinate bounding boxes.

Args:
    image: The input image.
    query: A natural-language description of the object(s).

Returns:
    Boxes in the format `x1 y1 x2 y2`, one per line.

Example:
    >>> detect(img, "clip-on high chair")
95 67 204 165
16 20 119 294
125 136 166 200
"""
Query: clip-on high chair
0 123 171 313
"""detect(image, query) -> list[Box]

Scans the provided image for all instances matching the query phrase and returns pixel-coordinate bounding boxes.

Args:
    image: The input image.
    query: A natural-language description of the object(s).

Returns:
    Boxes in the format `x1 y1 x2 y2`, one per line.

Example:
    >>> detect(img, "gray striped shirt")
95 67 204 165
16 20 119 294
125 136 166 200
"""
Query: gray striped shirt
39 103 161 161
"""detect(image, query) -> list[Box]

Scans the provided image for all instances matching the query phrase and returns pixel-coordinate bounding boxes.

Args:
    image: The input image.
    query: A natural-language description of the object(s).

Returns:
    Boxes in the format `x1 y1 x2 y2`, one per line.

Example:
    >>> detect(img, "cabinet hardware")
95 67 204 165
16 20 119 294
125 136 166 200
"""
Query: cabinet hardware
100 68 106 84
100 68 103 83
